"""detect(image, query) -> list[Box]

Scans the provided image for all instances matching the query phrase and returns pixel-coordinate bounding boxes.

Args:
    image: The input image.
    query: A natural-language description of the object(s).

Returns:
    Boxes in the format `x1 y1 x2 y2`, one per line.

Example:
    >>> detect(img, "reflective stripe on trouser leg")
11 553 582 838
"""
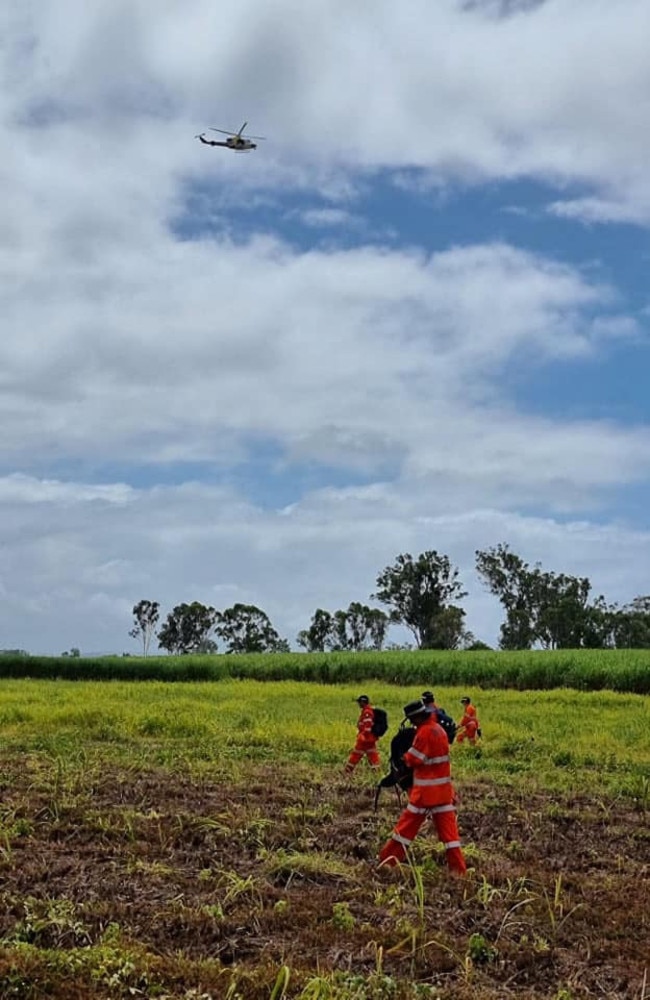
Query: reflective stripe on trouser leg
378 806 427 866
345 749 364 771
379 803 467 874
433 811 467 874
347 739 379 771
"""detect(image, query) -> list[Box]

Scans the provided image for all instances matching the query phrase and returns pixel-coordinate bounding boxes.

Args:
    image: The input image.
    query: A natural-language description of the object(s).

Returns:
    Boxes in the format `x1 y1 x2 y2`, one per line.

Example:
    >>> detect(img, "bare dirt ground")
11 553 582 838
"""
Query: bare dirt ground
0 754 647 999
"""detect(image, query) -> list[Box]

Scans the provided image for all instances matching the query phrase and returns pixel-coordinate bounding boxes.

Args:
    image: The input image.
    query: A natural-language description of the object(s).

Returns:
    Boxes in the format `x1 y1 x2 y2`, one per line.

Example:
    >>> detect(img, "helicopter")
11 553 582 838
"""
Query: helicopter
196 121 265 151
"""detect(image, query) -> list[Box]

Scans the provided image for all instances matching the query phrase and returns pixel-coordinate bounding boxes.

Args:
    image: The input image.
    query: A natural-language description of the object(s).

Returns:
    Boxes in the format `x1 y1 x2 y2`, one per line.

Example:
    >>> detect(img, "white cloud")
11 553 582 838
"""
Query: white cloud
3 0 650 213
1 474 649 654
297 208 359 229
547 196 650 226
1 1 649 653
2 226 642 482
0 473 134 506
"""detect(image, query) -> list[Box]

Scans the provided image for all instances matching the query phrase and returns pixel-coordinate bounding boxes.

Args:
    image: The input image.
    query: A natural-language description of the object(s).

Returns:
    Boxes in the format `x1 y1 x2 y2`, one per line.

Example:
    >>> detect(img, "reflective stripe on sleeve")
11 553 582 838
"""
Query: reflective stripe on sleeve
413 776 451 786
407 748 449 765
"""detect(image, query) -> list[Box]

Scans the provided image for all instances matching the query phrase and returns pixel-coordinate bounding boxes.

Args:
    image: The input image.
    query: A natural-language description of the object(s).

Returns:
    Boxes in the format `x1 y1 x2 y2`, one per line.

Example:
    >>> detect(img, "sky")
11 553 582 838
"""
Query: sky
2 0 650 655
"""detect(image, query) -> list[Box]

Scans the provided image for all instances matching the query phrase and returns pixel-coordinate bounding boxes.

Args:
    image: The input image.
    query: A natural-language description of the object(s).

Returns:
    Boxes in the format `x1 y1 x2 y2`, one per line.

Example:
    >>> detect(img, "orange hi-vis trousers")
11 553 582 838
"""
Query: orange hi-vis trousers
456 721 479 744
378 801 467 874
345 737 380 772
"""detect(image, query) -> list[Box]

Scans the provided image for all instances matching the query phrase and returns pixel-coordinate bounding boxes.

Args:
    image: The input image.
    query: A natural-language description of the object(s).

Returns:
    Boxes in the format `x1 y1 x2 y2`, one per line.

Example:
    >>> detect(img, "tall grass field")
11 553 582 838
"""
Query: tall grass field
1 647 649 692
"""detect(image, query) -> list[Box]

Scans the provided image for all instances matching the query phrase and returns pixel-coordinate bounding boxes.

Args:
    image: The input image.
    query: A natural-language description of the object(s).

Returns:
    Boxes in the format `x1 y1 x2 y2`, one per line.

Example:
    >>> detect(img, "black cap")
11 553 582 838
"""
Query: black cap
421 691 435 704
460 696 471 704
356 695 369 704
403 699 428 720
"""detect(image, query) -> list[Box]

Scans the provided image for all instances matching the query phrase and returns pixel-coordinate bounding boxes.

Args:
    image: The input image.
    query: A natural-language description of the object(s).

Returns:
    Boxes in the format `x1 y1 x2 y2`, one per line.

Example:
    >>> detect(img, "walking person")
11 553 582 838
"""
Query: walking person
456 696 480 745
345 695 381 774
421 690 438 713
422 690 457 744
378 699 466 875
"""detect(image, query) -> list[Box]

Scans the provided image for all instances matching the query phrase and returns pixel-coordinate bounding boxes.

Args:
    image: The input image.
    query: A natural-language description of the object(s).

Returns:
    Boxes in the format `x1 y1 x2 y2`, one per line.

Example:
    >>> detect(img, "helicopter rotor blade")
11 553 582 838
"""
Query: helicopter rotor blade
208 123 266 140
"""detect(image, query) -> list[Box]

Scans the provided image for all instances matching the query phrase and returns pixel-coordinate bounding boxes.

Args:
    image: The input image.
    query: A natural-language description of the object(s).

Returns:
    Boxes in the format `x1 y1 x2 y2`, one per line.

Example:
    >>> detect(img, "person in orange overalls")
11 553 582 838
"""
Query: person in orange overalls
345 695 381 773
378 699 466 874
456 696 480 745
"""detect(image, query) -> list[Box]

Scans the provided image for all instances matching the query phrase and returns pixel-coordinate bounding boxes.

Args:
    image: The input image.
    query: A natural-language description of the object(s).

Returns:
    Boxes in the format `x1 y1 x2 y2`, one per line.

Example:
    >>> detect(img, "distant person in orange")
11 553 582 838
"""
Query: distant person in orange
378 699 466 875
345 695 381 774
456 696 480 745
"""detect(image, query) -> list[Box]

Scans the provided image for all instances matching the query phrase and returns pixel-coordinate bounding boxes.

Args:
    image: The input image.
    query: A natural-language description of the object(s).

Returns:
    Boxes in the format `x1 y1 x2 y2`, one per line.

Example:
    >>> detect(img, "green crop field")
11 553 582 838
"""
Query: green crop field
0 678 648 999
1 647 649 693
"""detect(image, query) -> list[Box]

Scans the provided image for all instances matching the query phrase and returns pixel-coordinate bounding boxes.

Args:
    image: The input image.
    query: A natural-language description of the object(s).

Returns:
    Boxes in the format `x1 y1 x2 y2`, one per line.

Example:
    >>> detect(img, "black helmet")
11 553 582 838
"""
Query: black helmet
460 696 471 704
421 691 435 705
403 699 428 721
356 694 370 704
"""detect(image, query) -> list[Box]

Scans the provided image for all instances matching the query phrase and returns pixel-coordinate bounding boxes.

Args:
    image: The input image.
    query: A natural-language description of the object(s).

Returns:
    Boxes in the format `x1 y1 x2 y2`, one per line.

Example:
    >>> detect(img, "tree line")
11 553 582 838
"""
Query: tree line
130 544 650 655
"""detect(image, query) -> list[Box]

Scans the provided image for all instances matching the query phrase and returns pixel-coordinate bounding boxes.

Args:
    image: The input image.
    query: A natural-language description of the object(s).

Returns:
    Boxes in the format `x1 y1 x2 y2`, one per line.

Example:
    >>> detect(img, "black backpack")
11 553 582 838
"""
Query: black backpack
435 707 457 745
374 711 456 809
374 725 415 809
371 707 388 738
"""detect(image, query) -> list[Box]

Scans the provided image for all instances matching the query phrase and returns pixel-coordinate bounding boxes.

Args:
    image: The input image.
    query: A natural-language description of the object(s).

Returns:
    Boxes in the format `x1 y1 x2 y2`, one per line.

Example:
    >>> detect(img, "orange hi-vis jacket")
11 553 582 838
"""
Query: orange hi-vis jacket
402 715 454 809
357 704 376 744
459 704 479 731
346 701 381 773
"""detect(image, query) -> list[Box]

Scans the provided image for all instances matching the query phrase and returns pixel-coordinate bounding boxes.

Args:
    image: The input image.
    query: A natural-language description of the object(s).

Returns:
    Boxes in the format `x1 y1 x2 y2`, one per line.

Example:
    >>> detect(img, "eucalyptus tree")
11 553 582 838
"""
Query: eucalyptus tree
157 602 218 655
129 599 160 657
216 603 287 653
373 550 467 649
